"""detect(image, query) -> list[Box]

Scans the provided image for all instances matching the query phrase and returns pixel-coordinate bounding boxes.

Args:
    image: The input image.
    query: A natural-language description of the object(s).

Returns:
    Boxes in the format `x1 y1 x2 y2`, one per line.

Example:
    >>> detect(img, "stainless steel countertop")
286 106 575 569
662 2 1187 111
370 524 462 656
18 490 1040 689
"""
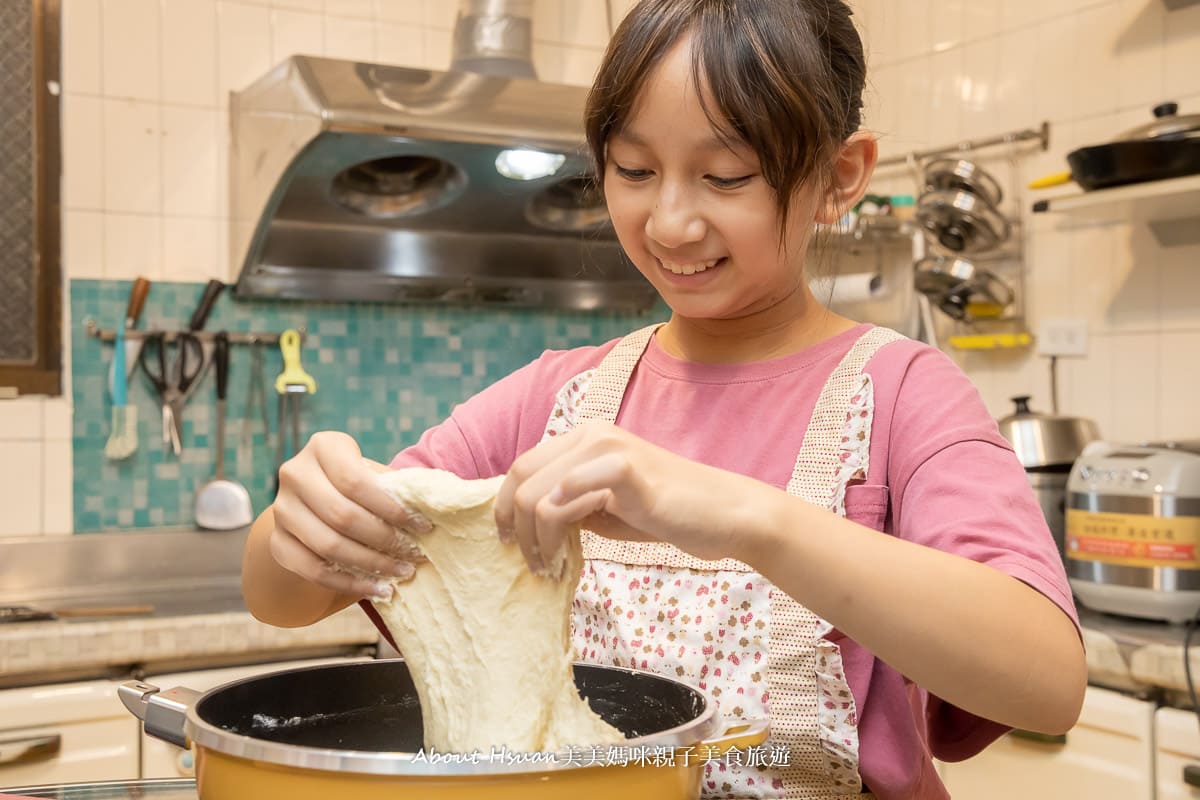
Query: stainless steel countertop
0 527 251 614
0 527 381 688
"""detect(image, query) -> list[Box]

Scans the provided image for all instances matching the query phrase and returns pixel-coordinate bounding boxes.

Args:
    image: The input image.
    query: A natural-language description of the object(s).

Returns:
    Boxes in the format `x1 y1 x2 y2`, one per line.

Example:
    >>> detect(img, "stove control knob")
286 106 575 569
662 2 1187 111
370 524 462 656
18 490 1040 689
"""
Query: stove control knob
1078 466 1094 481
1131 468 1151 482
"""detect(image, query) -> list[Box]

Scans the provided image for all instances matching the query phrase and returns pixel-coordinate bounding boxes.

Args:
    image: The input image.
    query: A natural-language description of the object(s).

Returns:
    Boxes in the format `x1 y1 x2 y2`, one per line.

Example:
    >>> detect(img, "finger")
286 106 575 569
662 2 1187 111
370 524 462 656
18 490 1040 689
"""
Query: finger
279 458 419 557
269 527 401 600
274 490 418 578
532 489 610 579
495 430 589 539
362 458 435 533
309 442 431 532
554 450 643 514
552 480 651 541
510 476 554 571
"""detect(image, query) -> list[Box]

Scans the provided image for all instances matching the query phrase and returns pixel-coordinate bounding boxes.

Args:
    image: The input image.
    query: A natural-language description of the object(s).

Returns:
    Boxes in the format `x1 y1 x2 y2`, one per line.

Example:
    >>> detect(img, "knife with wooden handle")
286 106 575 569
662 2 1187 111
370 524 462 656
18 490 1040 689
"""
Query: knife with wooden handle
107 276 152 397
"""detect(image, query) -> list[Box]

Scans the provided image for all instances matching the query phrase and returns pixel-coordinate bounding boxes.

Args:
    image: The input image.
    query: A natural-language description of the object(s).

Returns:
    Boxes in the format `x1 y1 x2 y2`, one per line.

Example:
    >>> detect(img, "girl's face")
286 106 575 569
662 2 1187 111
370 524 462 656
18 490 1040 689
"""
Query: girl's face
603 34 824 322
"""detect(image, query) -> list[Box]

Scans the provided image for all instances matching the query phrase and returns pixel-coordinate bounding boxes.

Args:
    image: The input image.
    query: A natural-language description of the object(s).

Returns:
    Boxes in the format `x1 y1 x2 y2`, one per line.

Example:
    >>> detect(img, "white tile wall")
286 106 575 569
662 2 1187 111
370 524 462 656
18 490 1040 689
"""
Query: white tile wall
7 0 627 536
162 0 220 108
850 0 1200 443
7 0 1199 535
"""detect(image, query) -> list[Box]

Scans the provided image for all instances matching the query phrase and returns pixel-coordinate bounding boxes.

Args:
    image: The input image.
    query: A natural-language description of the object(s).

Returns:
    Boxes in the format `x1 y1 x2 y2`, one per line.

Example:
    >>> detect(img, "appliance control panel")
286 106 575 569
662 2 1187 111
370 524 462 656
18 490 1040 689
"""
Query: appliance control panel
1075 464 1152 485
1070 441 1200 498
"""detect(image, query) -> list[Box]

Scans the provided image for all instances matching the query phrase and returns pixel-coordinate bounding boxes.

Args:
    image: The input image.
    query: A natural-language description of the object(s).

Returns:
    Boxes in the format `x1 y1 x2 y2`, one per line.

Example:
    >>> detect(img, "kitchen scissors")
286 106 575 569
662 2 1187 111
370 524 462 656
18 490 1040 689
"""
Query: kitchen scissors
140 332 204 455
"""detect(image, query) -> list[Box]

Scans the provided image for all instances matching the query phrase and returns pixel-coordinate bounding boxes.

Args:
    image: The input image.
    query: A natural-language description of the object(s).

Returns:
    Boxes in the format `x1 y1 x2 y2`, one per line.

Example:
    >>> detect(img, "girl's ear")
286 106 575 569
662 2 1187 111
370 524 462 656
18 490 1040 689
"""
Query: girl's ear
814 131 879 225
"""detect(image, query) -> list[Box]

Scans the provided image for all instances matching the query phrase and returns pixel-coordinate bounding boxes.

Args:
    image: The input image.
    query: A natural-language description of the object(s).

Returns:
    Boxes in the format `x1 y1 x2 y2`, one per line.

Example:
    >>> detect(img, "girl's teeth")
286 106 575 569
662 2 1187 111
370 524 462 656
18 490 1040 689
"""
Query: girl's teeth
661 258 719 275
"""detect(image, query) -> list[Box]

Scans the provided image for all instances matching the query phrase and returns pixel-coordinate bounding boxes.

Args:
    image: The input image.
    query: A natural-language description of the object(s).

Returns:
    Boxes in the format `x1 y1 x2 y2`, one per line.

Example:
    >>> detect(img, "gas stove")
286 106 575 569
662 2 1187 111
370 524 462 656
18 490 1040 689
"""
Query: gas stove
1 779 196 800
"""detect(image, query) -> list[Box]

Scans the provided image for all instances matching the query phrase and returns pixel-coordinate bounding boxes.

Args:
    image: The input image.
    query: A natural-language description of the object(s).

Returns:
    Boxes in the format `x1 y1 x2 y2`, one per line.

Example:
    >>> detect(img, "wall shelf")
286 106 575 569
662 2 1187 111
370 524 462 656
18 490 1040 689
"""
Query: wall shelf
1031 173 1200 247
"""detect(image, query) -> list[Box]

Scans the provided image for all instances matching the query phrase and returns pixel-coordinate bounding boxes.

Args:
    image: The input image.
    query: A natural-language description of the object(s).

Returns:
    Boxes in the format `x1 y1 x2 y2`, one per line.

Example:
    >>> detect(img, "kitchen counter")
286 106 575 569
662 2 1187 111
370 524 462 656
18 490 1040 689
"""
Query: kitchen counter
0 529 379 688
1 529 1196 702
0 600 378 687
1078 605 1200 702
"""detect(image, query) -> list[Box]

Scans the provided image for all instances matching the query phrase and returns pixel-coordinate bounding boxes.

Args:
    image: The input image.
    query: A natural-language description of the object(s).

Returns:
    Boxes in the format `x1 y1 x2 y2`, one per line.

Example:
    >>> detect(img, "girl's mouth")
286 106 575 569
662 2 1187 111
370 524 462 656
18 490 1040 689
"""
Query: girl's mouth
657 257 726 276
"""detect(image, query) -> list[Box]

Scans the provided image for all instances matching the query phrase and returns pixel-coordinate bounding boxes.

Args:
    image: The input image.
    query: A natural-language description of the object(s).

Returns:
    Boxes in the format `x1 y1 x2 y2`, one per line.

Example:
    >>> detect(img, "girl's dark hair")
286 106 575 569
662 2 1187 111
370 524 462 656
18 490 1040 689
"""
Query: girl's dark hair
585 0 866 221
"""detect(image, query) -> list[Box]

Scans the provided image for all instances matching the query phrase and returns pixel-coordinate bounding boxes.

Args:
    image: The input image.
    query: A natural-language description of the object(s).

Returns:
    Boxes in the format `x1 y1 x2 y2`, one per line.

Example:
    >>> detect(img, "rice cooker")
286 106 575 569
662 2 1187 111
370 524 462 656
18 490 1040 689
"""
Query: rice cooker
1066 440 1200 622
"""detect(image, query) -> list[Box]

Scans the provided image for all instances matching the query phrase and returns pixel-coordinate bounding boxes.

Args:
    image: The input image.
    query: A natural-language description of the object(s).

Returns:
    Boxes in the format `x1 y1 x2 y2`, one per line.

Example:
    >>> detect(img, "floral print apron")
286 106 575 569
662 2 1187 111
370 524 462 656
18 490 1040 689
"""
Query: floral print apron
540 324 904 799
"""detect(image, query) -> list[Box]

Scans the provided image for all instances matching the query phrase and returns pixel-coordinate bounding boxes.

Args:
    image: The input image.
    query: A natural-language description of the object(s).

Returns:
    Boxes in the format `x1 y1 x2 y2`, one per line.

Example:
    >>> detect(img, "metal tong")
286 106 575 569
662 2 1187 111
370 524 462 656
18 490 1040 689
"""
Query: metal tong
273 329 317 495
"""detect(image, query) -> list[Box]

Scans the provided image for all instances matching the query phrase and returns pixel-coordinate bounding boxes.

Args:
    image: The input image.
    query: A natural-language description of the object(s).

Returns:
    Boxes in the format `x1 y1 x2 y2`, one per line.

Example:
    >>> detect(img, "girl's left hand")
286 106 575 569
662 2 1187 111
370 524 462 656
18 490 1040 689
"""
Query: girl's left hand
494 421 763 576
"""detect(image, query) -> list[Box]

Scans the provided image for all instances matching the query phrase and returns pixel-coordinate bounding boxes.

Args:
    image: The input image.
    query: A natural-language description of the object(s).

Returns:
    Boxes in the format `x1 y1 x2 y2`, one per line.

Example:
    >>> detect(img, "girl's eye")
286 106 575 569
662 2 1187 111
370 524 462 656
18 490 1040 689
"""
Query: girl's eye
614 164 653 181
707 174 754 190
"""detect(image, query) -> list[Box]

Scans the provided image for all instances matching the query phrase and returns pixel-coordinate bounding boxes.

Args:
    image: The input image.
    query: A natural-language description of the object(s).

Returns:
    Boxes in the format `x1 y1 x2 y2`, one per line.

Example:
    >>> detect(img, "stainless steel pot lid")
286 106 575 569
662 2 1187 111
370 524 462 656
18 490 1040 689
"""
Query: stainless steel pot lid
997 396 1100 468
1118 101 1200 142
916 189 1010 253
922 158 1004 207
913 256 1013 321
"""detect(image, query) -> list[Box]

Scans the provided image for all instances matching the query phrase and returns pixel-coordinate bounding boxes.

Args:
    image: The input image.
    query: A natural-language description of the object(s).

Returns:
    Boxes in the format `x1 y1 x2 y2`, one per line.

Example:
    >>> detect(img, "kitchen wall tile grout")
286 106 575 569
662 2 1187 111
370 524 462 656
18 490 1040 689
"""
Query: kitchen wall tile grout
867 0 1125 70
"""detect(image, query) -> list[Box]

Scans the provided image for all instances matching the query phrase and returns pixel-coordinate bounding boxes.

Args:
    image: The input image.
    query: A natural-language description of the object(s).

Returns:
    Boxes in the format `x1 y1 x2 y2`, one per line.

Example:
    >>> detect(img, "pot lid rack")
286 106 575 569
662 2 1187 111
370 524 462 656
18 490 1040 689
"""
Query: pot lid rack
1030 173 1200 248
875 122 1050 169
867 124 1052 352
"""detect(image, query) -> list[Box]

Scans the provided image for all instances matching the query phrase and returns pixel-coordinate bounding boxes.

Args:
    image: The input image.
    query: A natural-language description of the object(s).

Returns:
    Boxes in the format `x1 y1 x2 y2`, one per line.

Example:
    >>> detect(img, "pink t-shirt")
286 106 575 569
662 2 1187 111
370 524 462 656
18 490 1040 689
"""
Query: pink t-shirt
388 323 1079 799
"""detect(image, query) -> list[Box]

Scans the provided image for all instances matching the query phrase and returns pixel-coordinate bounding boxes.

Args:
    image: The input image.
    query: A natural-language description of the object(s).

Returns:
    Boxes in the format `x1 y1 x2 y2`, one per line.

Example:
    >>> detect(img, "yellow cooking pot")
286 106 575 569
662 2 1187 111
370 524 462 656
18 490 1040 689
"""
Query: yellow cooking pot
121 660 768 800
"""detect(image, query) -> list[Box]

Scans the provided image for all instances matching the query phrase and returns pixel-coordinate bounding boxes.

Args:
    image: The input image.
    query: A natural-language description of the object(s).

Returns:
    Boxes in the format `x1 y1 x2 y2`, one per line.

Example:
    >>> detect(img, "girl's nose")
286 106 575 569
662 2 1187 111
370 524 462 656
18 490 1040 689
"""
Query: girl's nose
645 190 706 248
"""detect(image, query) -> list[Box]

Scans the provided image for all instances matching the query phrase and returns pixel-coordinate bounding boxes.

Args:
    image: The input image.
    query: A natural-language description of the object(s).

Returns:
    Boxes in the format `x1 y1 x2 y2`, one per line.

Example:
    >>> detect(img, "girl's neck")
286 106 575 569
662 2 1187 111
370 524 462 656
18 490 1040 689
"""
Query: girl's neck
656 292 860 364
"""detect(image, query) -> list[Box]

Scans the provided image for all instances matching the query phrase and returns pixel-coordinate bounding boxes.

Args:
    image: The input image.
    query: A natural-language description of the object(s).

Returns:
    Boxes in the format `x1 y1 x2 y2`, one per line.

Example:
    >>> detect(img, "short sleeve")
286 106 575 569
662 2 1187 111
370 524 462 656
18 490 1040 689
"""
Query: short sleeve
878 345 1080 758
388 343 615 479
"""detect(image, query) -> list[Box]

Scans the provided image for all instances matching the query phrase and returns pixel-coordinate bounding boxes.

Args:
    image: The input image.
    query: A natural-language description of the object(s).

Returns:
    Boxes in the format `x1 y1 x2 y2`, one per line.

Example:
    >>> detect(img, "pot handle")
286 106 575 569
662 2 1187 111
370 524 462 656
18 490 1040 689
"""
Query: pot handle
119 680 200 749
693 719 770 760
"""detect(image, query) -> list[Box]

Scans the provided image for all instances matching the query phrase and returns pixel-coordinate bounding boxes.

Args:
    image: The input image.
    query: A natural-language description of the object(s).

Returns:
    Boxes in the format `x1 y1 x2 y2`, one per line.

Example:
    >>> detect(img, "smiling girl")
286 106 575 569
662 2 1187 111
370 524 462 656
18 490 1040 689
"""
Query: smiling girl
243 1 1087 797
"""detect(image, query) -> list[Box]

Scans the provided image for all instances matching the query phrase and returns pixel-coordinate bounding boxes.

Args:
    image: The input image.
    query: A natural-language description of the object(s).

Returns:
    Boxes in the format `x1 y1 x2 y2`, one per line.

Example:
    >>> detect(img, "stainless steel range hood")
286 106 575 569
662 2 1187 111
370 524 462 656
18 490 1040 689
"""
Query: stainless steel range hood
229 3 654 311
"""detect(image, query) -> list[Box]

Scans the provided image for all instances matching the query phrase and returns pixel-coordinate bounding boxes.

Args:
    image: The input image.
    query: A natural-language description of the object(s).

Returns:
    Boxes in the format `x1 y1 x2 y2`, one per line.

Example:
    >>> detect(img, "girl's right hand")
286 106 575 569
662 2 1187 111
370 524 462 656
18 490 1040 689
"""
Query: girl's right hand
268 431 431 600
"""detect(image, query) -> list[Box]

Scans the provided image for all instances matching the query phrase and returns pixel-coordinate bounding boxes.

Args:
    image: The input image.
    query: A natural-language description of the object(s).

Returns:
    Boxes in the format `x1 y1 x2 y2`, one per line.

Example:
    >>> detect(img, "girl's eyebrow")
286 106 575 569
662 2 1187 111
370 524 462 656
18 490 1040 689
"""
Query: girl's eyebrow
612 128 650 147
614 126 736 154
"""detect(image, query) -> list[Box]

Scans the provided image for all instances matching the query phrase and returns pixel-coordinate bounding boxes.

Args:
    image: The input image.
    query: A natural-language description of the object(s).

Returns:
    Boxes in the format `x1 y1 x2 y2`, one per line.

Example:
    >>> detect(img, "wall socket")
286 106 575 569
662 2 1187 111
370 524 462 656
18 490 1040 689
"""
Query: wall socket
1036 318 1089 357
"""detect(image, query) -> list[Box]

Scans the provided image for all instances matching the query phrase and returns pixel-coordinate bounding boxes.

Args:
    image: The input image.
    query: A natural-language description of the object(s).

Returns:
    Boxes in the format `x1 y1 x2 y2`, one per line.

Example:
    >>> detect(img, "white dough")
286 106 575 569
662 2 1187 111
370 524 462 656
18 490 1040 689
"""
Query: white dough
372 467 624 753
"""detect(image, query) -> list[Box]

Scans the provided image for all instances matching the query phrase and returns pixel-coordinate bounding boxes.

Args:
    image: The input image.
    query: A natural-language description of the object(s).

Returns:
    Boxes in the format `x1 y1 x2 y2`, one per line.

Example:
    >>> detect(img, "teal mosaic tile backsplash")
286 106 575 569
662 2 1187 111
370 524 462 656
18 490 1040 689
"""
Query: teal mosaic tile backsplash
71 280 667 533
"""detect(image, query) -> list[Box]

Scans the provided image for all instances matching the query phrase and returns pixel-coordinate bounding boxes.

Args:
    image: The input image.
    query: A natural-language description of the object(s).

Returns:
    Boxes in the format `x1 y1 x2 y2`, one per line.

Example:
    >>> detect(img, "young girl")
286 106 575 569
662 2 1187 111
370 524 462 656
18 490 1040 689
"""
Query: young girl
243 1 1087 797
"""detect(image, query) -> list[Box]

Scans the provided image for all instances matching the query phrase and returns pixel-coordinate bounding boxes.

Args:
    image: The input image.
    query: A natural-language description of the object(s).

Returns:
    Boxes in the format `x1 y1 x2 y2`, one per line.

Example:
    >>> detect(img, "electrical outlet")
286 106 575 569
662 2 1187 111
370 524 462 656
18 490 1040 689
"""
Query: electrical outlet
1036 318 1089 357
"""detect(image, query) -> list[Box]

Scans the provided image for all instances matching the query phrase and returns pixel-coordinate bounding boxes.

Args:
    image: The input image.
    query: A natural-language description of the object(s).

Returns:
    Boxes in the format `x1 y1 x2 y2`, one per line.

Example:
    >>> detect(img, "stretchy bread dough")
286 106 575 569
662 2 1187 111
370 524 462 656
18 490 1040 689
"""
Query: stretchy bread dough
372 467 624 753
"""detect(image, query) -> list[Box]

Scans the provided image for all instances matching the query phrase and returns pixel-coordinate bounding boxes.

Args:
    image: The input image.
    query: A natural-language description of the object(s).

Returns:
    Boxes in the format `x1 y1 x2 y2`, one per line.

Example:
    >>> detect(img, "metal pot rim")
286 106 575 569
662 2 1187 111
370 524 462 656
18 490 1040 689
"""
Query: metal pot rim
182 660 723 776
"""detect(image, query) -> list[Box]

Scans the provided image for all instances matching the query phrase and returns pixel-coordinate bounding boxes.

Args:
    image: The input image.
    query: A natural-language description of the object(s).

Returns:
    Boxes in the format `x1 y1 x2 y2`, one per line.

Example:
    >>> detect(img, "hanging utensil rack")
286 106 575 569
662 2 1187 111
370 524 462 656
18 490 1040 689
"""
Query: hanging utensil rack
83 319 305 345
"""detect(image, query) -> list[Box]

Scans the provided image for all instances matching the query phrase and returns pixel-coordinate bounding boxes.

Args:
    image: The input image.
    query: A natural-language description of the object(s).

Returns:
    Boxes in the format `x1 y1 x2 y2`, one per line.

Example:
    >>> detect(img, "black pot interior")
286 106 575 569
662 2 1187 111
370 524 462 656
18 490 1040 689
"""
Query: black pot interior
195 660 707 751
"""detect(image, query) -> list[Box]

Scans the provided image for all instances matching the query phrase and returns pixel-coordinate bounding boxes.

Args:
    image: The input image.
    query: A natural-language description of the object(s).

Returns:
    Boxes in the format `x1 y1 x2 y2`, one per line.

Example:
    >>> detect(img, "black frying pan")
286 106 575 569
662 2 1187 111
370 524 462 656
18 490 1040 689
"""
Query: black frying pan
1066 101 1200 190
1067 138 1200 190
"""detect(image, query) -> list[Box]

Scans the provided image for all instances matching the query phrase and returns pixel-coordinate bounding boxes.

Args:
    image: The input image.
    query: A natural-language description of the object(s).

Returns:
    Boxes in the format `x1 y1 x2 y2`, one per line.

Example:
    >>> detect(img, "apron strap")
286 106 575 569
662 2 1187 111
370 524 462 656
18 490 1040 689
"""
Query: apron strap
785 326 907 508
575 323 661 424
566 322 906 799
766 326 905 796
575 324 755 571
